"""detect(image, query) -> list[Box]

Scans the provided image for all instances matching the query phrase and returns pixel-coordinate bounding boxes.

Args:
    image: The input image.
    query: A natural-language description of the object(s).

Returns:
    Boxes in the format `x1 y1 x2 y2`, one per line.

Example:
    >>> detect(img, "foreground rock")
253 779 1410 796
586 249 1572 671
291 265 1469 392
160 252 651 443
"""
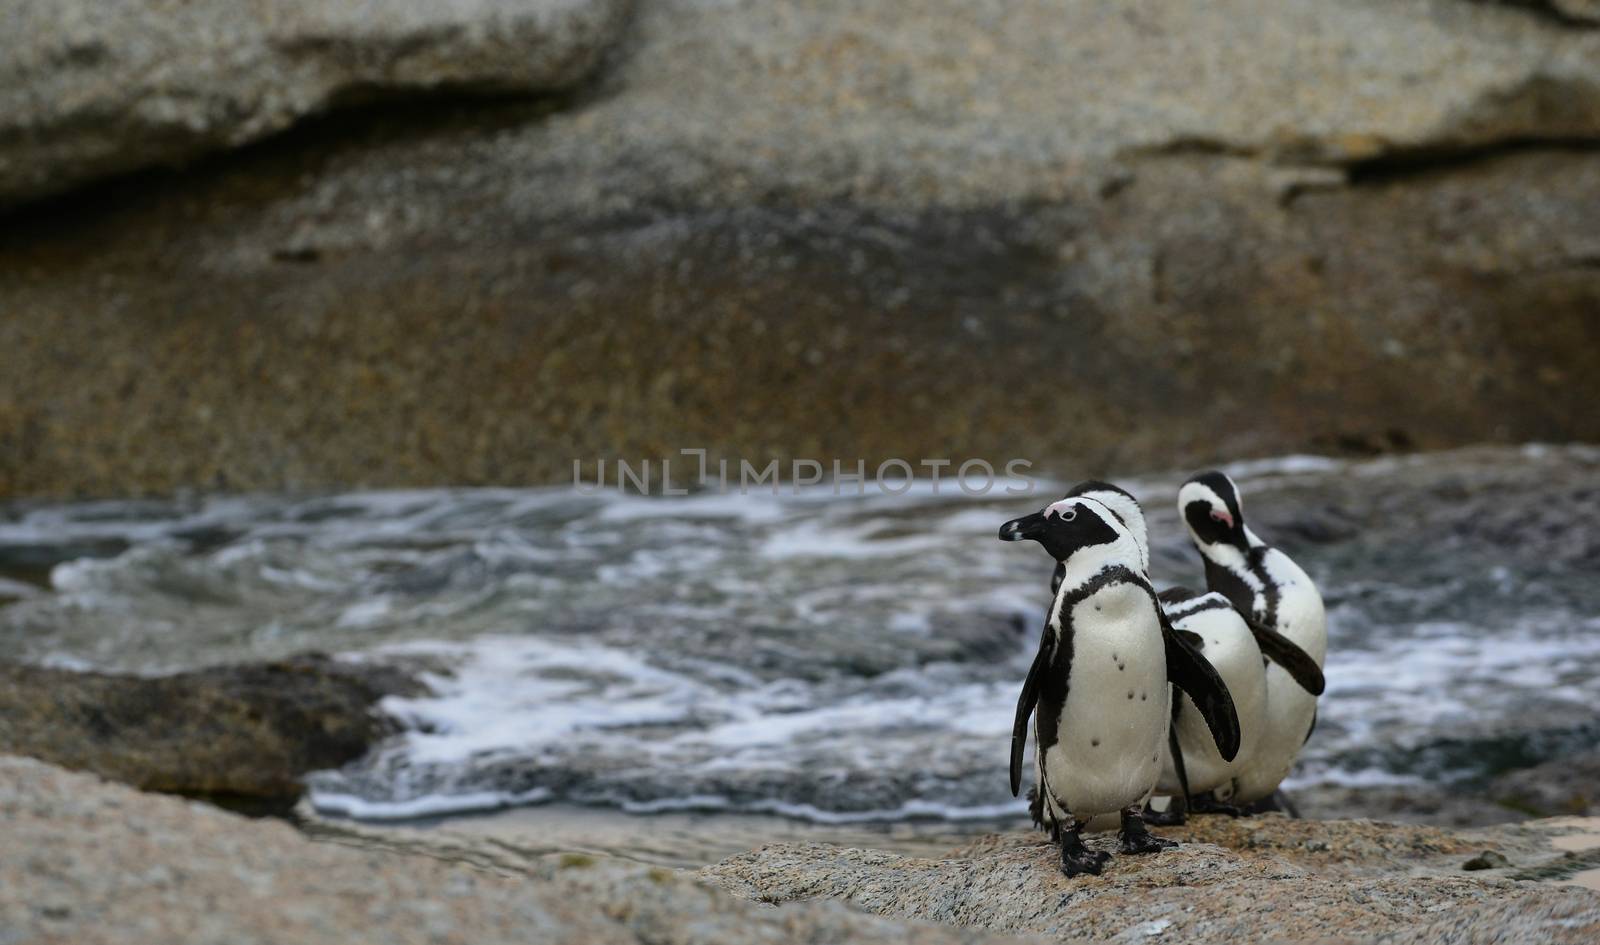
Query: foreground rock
8 755 1600 943
3 1 1600 496
705 817 1600 942
0 757 1033 945
0 0 632 204
0 655 422 809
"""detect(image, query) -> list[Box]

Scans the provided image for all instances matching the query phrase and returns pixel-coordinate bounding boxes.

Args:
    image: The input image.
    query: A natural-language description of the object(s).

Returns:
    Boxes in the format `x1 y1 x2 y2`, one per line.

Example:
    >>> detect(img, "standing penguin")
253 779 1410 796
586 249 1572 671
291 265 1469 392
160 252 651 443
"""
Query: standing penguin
1038 483 1281 823
1149 587 1268 822
1000 492 1239 876
1177 470 1328 808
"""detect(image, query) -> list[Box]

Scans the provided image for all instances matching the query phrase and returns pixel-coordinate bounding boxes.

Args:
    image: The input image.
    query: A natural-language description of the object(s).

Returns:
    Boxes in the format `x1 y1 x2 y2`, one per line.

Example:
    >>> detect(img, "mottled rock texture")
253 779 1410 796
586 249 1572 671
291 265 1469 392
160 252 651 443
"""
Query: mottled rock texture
6 756 1600 943
2 0 1599 496
0 757 1036 945
705 818 1600 943
0 655 423 808
0 0 633 204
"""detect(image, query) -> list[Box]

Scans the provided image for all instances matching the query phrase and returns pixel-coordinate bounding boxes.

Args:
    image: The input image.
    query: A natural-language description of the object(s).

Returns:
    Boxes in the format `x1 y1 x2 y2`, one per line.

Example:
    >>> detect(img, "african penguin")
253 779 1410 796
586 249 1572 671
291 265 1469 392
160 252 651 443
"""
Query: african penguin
999 491 1240 876
1044 484 1268 823
1178 470 1328 807
1150 587 1268 820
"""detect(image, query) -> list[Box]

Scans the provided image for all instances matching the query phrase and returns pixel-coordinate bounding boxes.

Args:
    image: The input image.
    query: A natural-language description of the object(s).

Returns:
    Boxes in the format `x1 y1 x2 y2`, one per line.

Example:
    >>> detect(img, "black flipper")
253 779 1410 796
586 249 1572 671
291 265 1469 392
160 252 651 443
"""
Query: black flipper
1248 620 1325 696
1010 628 1051 797
1303 706 1318 747
1161 610 1241 763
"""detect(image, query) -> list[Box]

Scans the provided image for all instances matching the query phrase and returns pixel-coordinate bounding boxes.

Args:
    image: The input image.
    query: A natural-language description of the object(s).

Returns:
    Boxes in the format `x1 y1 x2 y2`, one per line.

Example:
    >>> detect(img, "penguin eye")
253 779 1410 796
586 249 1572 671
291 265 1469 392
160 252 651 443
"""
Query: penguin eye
1056 508 1077 522
1209 509 1226 523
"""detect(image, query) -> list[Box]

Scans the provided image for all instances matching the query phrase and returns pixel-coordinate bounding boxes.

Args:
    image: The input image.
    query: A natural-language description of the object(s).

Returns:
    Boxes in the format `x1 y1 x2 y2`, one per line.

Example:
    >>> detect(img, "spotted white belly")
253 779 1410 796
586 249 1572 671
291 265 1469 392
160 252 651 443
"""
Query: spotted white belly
1039 581 1169 822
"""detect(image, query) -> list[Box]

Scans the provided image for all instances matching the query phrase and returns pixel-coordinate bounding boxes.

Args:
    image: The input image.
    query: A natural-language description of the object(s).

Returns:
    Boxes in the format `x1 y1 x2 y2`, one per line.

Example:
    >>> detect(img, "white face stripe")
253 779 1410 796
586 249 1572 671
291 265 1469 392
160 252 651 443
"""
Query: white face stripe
1045 496 1147 628
1072 489 1148 573
1177 481 1261 563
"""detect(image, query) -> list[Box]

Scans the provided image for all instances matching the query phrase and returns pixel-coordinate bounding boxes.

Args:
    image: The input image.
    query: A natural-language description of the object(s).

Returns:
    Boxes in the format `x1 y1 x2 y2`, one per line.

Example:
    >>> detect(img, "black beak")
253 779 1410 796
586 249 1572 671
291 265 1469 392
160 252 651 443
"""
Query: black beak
999 511 1047 542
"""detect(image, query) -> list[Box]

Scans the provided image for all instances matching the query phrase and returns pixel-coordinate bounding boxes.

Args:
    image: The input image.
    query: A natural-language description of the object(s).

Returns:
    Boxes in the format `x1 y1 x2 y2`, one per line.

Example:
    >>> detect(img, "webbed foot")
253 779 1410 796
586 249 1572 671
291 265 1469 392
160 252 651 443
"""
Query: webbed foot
1118 807 1178 855
1059 823 1106 877
1142 796 1187 827
1190 793 1245 818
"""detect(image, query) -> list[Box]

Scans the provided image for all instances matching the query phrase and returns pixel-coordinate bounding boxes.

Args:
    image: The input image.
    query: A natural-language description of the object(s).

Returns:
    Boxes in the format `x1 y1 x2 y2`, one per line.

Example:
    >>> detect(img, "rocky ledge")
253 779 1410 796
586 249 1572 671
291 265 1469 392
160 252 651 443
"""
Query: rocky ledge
4 1 1600 496
0 0 633 205
7 755 1600 944
0 655 424 811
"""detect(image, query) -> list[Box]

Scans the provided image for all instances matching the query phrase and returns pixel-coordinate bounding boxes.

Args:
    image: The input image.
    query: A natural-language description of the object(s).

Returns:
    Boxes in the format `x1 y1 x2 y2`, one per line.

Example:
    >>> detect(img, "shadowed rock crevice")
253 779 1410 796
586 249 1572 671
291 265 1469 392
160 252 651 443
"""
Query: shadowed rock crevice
1476 1 1600 29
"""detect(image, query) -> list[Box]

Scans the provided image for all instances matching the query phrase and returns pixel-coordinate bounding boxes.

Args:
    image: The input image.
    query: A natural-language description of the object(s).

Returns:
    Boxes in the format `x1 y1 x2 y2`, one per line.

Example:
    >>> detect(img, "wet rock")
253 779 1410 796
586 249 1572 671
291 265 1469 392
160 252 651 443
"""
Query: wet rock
0 655 425 809
0 0 633 204
1493 750 1600 816
1 3 1600 495
0 756 1040 945
1463 850 1513 870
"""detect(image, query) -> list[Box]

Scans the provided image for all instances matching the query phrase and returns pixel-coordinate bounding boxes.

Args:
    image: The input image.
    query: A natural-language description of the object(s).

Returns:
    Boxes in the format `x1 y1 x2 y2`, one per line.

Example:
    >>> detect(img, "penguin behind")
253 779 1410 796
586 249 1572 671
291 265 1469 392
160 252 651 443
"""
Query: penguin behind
1178 470 1328 807
1151 587 1267 820
999 491 1239 876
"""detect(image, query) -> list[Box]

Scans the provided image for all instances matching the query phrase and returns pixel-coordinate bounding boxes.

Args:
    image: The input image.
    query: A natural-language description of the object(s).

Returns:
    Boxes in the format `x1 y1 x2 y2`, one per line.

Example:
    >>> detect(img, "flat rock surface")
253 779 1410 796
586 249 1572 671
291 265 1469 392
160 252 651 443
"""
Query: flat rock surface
0 756 1036 945
704 818 1600 943
7 754 1600 943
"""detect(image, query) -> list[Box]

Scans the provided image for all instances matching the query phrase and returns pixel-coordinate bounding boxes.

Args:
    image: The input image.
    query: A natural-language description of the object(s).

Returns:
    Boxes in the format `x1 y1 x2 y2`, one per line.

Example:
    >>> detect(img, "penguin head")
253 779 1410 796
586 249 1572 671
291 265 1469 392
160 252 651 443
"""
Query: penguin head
1178 470 1248 554
998 494 1129 563
1062 480 1148 570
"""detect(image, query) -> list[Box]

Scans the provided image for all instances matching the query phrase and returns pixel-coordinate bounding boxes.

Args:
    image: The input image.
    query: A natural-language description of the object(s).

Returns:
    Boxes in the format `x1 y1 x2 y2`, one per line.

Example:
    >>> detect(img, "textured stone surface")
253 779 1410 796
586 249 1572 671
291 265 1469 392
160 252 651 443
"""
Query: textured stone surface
2 1 1599 496
0 0 633 204
0 655 424 807
704 820 1600 943
6 756 1600 944
0 757 1037 945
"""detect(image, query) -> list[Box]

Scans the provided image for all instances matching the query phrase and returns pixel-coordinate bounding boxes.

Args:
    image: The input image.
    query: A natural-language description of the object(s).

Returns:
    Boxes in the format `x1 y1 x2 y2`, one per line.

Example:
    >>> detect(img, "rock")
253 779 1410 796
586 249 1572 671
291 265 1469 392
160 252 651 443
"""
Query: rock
1463 850 1513 870
0 655 425 809
704 819 1600 942
8 755 1600 943
1494 751 1600 816
2 1 1600 495
0 0 633 204
0 756 1040 945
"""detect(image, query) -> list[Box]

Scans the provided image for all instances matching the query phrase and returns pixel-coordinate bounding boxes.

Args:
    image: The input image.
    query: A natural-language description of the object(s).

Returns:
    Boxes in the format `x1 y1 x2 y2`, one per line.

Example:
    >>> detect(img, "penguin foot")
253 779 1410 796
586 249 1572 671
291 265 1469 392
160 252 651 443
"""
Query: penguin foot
1141 807 1186 827
1118 808 1178 855
1058 825 1107 877
1142 797 1187 827
1189 795 1245 818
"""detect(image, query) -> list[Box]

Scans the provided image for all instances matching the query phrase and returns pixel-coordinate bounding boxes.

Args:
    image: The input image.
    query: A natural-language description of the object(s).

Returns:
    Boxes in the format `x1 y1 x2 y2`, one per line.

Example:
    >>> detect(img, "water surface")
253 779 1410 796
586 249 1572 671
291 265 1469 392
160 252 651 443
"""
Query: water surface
3 446 1596 827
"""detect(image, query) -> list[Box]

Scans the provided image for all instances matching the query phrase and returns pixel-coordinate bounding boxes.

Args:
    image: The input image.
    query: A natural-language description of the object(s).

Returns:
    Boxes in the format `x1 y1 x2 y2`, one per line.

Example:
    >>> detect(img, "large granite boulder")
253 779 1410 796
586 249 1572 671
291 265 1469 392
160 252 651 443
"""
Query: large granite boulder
2 1 1599 495
0 0 633 204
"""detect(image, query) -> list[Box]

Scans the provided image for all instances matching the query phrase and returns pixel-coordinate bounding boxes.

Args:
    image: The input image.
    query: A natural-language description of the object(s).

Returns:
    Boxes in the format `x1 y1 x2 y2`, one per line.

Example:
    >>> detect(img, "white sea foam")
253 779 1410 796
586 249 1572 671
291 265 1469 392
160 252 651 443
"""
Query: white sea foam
6 445 1598 824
